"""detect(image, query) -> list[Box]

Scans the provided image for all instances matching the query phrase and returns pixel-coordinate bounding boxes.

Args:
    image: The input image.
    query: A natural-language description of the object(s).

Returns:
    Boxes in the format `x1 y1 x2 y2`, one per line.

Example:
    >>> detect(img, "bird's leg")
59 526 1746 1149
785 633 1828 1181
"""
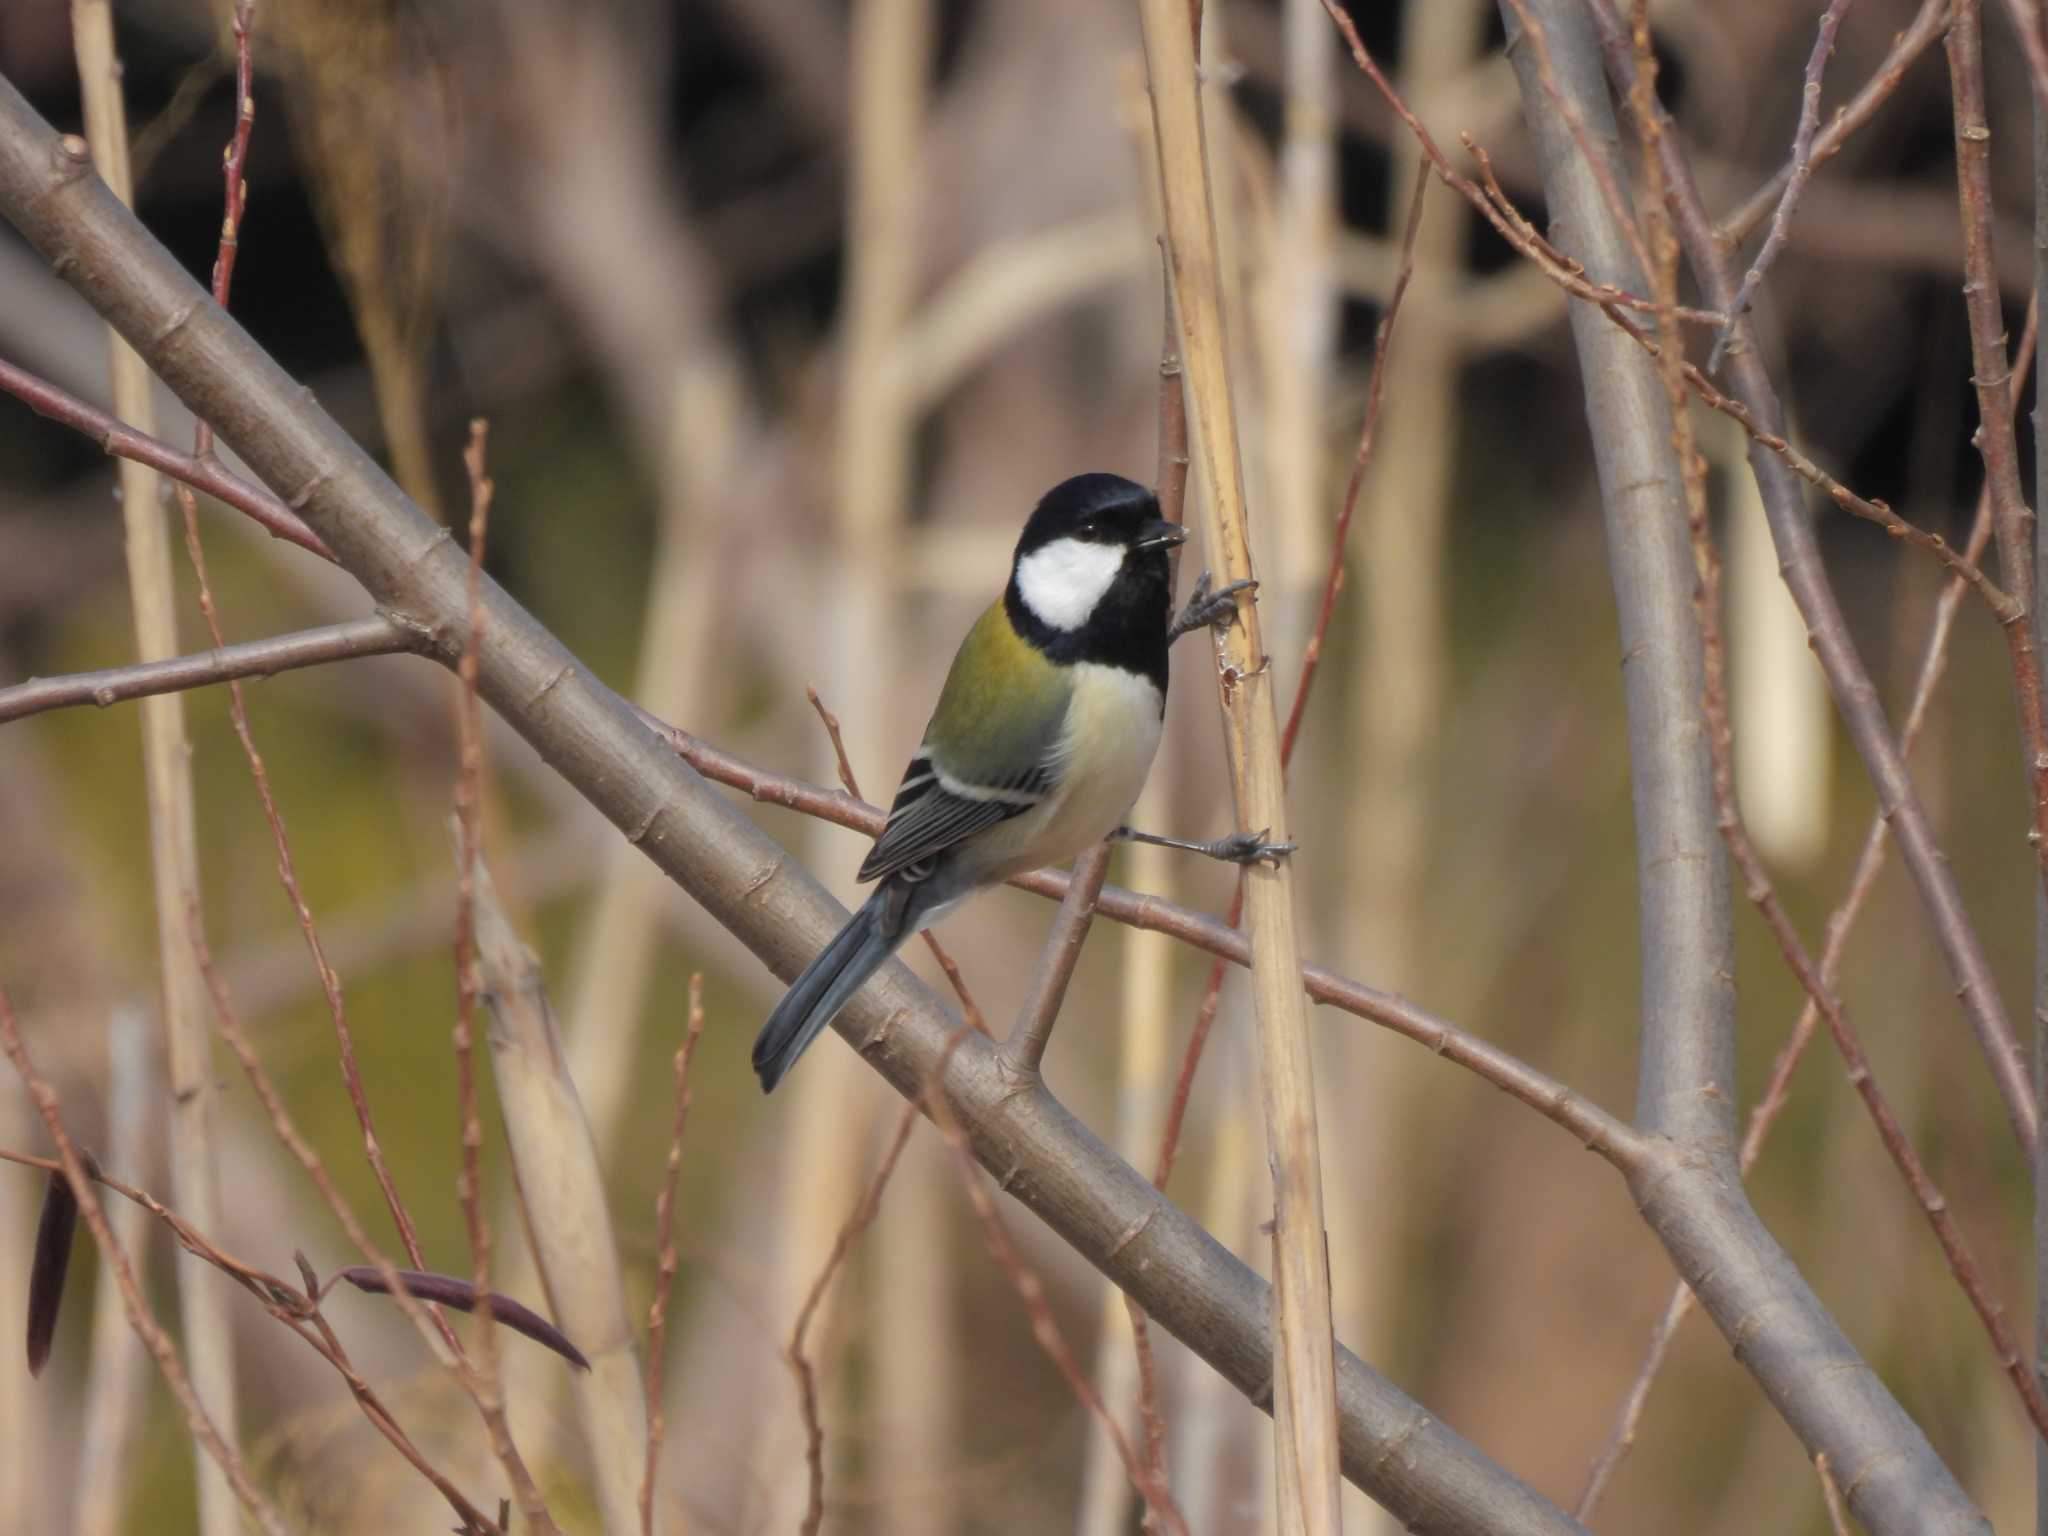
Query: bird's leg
1168 568 1257 642
1110 824 1295 865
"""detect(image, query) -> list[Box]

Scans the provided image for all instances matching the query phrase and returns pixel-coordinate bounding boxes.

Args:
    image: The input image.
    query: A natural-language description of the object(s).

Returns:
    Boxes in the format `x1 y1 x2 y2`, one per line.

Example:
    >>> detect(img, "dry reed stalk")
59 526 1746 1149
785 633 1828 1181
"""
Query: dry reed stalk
464 841 650 1534
67 8 239 1530
1136 0 1341 1526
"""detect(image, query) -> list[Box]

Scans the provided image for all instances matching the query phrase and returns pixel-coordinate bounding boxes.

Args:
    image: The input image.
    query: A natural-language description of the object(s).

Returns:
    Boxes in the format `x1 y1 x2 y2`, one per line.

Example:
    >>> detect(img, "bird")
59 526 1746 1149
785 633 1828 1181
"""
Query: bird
751 471 1278 1093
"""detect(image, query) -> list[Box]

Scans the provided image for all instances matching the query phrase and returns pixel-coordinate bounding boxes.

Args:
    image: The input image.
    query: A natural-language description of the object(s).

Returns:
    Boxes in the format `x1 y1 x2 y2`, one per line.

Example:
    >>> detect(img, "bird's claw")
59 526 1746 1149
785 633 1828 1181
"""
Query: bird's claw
1209 828 1295 866
1169 571 1257 642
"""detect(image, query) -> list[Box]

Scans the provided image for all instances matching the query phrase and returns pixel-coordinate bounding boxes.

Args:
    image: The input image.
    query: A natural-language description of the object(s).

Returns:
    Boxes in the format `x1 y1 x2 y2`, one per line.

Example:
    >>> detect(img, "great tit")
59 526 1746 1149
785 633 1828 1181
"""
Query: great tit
753 472 1197 1093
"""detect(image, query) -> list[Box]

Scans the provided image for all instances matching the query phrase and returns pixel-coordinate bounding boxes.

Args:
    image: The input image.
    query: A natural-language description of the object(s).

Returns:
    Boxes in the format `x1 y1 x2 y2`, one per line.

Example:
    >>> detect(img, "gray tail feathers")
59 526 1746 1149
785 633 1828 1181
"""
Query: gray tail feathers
753 886 909 1093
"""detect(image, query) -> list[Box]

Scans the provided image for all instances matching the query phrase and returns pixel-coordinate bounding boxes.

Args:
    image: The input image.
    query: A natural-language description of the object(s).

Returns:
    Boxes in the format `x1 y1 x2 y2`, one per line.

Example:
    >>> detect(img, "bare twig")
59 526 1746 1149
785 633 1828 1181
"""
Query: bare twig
0 617 416 724
1712 0 1858 368
450 420 558 1533
641 975 705 1536
1946 0 2048 881
786 1098 923 1536
0 1138 507 1534
0 355 333 559
661 718 1641 1157
1000 842 1113 1074
1682 251 2048 1445
1716 0 1950 245
1317 2 2020 621
1583 0 2039 1164
0 989 289 1536
924 1047 1192 1536
188 924 515 1532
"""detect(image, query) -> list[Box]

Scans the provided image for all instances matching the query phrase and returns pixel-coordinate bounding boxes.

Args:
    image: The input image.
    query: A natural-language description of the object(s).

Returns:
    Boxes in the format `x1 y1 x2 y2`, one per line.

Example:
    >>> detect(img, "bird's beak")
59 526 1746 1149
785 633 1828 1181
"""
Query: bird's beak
1134 518 1189 551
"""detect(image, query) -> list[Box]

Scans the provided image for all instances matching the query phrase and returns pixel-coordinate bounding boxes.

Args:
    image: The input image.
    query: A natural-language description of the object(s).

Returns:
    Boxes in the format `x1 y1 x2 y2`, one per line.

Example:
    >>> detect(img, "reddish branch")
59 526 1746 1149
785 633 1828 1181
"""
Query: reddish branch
1716 0 1950 245
1945 0 2048 882
0 354 332 559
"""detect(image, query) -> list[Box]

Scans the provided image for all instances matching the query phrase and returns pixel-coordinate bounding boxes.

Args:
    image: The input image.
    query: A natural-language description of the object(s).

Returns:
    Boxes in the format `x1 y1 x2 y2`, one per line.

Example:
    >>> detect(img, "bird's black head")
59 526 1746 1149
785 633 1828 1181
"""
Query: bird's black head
1004 473 1180 689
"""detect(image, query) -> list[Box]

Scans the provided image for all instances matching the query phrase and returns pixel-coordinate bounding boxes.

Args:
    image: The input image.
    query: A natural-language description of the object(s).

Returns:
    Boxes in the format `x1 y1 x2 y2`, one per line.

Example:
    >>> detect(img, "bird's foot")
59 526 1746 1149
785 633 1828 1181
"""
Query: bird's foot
1110 825 1296 865
1168 570 1257 642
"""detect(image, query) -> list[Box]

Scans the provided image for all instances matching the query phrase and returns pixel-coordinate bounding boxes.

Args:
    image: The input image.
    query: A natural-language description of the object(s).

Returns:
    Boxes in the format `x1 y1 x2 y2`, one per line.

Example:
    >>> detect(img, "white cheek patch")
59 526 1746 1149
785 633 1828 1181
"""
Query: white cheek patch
1015 537 1125 631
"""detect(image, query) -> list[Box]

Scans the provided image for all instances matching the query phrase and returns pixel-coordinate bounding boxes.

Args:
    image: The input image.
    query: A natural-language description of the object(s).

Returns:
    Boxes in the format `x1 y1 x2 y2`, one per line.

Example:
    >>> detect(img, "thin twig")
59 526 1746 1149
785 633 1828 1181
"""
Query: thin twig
0 617 416 724
1000 842 1113 1074
1597 0 2042 1161
449 419 556 1532
641 974 705 1536
786 1098 924 1536
1140 2 1343 1515
924 1045 1192 1536
1712 0 1858 369
1716 0 1950 245
1692 479 2048 1444
1946 0 2048 882
0 988 290 1536
1816 1453 1853 1536
0 1138 506 1534
1317 2 2021 621
0 355 333 559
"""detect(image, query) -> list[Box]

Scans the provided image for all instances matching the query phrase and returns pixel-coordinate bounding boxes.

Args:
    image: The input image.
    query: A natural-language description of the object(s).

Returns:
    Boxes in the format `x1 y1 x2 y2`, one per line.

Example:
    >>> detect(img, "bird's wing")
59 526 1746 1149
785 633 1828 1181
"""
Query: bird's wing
857 604 1073 885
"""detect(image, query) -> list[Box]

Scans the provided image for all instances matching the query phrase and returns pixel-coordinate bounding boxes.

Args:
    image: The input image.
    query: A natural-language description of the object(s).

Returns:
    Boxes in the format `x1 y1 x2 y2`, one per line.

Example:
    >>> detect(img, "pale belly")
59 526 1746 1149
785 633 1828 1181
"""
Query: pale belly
968 663 1165 883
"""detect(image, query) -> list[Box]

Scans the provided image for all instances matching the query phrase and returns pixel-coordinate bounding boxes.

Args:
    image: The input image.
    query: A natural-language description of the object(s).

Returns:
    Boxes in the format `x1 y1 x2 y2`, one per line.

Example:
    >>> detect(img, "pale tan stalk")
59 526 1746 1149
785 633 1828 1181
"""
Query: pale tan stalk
73 1005 154 1536
69 8 238 1532
1136 0 1341 1526
465 842 649 1535
1258 0 1338 680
